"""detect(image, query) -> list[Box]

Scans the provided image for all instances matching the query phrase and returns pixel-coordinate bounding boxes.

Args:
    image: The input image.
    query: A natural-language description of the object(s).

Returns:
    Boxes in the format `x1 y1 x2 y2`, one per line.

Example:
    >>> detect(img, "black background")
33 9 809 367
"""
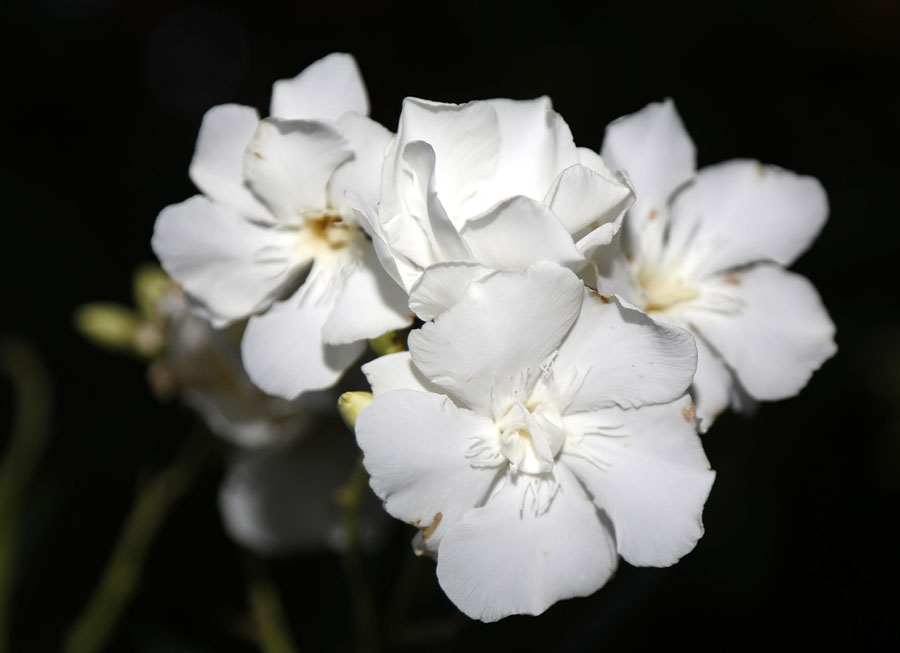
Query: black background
2 0 899 650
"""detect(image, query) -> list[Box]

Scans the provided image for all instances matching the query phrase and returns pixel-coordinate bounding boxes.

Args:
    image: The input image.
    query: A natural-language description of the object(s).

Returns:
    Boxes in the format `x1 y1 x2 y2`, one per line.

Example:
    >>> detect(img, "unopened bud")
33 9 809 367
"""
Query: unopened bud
133 264 173 319
338 391 373 429
74 303 141 353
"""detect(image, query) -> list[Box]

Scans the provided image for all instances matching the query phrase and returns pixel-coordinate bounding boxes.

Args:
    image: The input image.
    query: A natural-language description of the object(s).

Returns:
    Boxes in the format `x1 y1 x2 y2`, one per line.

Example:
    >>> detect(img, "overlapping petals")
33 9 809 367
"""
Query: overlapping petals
596 99 836 429
355 96 633 319
356 263 714 621
152 53 410 399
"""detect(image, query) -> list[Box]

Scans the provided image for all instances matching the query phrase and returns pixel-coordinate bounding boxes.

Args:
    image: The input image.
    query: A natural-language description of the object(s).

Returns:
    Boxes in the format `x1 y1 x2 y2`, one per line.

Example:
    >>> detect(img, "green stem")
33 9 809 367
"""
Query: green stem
245 555 298 653
61 431 209 653
337 457 378 653
0 337 54 653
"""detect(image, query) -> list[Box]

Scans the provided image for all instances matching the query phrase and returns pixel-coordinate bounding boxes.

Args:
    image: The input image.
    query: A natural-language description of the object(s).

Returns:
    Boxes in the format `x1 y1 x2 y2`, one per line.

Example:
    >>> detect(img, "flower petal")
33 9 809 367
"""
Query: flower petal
322 244 412 345
688 264 836 400
387 98 500 222
436 465 618 621
544 163 633 239
270 52 369 121
690 334 733 433
459 196 584 270
483 97 579 206
408 263 584 413
601 98 696 233
219 428 386 555
188 104 272 222
243 118 352 222
241 272 366 399
408 261 494 321
152 196 299 325
667 159 829 274
556 291 697 412
327 112 393 214
361 351 441 395
562 396 714 567
355 389 500 550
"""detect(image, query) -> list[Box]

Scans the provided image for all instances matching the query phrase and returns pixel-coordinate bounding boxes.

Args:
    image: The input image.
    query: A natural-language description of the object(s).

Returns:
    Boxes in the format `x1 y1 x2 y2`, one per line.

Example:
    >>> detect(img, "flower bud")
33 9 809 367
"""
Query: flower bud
337 391 373 429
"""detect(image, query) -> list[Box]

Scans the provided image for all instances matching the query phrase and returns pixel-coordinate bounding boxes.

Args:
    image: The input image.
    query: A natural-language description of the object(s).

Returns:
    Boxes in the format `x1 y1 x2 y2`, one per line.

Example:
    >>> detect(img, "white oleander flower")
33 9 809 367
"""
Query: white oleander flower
219 419 389 555
152 53 411 400
152 280 313 448
352 97 634 320
354 262 714 621
596 99 837 430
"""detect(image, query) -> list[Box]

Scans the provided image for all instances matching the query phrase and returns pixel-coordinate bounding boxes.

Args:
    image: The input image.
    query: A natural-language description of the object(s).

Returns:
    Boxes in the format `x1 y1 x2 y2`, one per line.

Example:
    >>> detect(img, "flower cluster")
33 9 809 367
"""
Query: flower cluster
148 53 835 621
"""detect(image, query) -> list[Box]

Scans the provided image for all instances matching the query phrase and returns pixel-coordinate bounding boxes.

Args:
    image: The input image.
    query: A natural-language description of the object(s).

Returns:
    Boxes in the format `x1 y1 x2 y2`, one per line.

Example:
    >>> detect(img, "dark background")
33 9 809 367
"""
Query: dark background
2 0 899 650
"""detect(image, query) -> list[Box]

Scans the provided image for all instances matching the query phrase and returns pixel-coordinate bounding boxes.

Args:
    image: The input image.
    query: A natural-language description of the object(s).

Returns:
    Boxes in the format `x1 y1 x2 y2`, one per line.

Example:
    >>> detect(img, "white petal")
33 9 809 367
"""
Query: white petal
355 389 500 550
459 196 584 270
243 118 352 222
483 97 580 206
555 291 697 412
436 465 618 621
388 98 500 222
667 159 829 274
562 396 714 567
241 272 366 399
544 163 633 238
188 104 272 222
219 428 386 555
327 112 393 213
688 264 836 400
408 263 584 413
400 141 472 261
690 334 733 433
601 99 696 233
346 193 413 289
361 351 441 395
591 232 643 304
270 52 369 121
152 196 300 325
577 147 615 177
322 244 412 345
408 261 493 321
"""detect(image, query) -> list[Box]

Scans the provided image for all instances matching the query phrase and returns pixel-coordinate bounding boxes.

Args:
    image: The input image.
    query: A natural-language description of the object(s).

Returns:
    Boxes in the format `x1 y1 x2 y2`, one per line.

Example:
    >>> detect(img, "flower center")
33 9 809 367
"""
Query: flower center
635 260 699 314
306 213 354 249
294 210 359 263
496 400 565 475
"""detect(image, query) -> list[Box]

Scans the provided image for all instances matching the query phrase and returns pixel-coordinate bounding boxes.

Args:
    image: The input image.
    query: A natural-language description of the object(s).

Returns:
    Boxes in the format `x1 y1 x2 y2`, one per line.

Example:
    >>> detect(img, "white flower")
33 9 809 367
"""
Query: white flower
151 284 311 448
152 53 411 400
219 420 389 555
597 99 837 430
352 97 634 320
354 262 714 621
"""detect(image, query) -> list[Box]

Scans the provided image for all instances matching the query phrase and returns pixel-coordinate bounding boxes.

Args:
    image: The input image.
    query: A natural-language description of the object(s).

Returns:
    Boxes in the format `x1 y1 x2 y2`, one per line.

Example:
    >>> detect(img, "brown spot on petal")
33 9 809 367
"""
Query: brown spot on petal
682 402 697 424
253 151 264 160
755 162 768 178
647 209 658 221
422 512 442 540
722 274 742 286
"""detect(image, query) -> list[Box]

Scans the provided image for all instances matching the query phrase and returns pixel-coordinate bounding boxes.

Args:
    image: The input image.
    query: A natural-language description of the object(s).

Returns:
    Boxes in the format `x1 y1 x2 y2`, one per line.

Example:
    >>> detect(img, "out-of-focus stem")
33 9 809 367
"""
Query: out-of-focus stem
336 457 378 653
245 555 298 653
61 432 209 653
0 337 54 653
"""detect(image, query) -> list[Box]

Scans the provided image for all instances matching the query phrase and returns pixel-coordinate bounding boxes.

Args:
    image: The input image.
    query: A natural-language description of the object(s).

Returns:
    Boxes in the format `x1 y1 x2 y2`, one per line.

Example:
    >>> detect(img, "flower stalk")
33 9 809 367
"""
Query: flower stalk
0 337 54 653
62 430 210 653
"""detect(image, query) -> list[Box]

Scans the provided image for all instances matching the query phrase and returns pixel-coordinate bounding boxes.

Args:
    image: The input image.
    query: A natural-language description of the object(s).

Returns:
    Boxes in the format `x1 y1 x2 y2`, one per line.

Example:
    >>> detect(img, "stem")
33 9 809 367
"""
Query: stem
245 555 298 653
0 337 54 653
337 457 378 653
61 431 209 653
